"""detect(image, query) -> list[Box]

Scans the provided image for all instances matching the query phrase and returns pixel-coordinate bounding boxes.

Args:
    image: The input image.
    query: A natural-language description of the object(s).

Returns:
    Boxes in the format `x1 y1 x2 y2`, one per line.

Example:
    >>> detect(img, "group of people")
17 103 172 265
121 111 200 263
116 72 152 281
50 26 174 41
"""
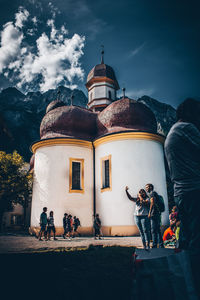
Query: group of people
63 213 81 240
38 207 81 241
125 183 165 250
163 206 180 247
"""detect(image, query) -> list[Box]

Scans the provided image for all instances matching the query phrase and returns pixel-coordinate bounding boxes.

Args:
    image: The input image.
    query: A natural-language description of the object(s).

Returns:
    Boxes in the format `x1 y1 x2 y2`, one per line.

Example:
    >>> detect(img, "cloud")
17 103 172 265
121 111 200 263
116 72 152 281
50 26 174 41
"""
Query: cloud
129 43 146 58
15 7 29 29
0 22 23 73
0 7 85 92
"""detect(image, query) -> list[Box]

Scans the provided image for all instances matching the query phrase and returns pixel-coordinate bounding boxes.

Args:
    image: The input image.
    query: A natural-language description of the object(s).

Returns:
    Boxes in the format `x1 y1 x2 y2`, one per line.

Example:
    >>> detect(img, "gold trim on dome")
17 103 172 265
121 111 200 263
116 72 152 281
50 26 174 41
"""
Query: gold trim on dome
32 138 93 153
86 77 118 89
69 158 84 194
93 132 165 148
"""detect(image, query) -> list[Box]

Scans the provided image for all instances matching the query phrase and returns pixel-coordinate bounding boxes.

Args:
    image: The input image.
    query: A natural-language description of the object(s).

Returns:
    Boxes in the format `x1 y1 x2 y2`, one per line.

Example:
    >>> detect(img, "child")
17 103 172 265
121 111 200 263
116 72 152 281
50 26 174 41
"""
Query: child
47 211 57 240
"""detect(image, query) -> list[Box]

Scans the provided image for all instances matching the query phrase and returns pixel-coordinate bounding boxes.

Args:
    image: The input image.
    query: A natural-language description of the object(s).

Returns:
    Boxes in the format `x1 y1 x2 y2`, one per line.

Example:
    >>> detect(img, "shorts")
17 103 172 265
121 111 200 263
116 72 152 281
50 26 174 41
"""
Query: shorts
47 226 55 233
40 224 47 231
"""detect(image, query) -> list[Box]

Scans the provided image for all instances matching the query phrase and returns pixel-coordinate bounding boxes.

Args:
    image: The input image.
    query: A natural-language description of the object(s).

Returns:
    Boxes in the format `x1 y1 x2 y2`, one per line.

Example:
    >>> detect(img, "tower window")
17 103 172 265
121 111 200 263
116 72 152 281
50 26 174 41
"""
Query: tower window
108 91 112 100
69 158 84 193
101 155 112 192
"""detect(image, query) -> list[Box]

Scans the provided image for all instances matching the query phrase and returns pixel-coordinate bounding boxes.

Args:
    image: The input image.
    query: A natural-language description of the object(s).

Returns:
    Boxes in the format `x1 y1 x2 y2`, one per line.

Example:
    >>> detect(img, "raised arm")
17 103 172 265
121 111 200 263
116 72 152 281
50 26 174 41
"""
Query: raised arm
125 186 137 202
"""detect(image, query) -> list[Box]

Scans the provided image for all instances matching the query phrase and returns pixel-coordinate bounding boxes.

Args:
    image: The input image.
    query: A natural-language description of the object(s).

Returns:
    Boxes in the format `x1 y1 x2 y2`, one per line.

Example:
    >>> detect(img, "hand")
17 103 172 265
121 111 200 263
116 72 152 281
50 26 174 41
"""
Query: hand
125 186 129 191
148 214 151 218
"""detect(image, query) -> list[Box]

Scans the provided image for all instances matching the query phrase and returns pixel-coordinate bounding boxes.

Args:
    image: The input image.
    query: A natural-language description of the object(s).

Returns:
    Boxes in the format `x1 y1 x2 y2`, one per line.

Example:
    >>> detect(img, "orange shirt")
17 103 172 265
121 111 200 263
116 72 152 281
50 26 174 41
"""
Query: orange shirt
163 227 175 241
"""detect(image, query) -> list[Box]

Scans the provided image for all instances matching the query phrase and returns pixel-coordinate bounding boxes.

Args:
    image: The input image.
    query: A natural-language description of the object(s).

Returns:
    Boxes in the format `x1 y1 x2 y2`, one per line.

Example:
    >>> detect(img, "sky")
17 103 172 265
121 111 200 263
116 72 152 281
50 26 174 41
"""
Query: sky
0 0 199 107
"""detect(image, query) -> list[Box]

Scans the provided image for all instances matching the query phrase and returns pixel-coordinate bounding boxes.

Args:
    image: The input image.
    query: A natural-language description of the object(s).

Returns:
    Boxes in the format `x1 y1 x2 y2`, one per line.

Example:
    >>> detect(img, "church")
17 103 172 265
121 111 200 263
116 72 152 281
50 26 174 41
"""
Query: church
30 52 169 236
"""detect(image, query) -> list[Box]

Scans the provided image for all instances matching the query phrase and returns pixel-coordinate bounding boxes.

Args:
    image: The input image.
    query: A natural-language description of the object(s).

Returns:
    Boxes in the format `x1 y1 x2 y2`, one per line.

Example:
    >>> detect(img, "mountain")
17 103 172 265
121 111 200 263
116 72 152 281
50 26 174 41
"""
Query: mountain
0 87 176 161
0 86 88 161
138 95 176 136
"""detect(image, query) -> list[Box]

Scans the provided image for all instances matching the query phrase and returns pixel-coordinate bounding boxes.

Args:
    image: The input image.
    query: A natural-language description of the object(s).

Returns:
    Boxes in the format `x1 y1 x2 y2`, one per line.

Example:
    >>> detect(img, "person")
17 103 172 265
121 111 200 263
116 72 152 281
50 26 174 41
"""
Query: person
145 184 164 248
163 224 176 247
125 187 151 250
93 214 102 240
169 206 178 227
66 214 73 239
63 213 68 239
47 211 57 240
164 98 200 252
73 216 81 237
38 207 48 241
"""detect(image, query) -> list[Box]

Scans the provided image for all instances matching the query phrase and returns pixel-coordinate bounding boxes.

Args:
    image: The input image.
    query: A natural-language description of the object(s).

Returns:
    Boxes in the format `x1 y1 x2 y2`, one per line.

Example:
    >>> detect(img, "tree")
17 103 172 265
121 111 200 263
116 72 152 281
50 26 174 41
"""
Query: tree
0 151 32 231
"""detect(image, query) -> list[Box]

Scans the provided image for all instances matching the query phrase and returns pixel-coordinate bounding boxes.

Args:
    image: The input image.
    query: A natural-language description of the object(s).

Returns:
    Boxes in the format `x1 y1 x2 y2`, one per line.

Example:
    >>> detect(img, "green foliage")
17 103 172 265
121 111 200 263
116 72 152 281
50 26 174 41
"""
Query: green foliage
0 151 32 222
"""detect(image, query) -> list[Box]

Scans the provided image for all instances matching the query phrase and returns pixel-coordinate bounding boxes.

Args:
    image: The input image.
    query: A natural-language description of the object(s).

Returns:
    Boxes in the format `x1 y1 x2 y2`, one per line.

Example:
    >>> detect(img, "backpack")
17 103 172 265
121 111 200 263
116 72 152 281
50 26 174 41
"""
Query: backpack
155 193 165 213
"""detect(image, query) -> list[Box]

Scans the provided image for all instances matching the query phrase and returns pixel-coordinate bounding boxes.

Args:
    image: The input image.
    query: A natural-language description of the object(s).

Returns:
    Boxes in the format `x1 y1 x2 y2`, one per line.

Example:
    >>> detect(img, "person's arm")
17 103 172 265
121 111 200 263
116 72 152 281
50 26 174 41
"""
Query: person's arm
125 186 137 202
148 197 154 218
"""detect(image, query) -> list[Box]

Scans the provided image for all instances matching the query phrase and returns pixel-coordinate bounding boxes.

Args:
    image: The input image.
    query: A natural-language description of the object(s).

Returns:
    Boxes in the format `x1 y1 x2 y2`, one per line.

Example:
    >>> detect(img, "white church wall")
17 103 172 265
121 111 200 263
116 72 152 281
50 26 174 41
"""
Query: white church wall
95 137 169 229
31 144 93 232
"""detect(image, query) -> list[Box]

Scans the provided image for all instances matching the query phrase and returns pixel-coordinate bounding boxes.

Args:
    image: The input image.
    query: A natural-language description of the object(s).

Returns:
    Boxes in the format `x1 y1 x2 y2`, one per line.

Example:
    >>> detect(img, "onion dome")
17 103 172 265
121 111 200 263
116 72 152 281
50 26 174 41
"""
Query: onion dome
97 97 157 136
46 100 66 114
29 154 35 172
40 105 97 140
86 63 120 90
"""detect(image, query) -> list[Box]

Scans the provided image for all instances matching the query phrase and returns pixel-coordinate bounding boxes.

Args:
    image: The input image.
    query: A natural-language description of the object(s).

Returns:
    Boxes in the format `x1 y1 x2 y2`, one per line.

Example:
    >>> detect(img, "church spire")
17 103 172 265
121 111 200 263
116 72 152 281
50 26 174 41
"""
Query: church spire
122 87 126 99
101 45 104 64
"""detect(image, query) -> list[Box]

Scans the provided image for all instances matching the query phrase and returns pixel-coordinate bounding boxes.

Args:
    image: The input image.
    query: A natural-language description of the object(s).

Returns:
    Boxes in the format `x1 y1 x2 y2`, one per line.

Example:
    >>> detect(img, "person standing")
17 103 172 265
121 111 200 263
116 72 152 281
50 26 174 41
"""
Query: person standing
47 211 57 240
38 207 48 241
63 213 68 239
125 187 151 250
73 216 81 237
164 98 200 298
164 98 200 252
66 215 73 239
145 184 164 248
93 214 102 240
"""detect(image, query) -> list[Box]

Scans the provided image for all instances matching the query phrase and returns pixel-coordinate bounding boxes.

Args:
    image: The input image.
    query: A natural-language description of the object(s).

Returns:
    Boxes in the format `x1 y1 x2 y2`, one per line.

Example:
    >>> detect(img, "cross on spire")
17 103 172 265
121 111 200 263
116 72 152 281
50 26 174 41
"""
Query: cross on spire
122 87 126 98
70 93 74 106
101 45 104 64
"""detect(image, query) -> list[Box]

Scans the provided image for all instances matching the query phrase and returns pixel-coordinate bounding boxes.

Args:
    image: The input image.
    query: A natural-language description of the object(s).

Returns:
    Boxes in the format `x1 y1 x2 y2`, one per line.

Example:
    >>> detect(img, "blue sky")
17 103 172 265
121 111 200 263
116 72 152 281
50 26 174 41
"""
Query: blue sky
0 0 199 107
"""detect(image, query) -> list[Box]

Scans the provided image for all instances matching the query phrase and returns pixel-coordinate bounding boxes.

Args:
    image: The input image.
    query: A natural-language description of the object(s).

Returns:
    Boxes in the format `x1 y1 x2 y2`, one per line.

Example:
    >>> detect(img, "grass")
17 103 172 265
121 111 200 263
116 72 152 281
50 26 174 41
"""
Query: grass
1 246 135 300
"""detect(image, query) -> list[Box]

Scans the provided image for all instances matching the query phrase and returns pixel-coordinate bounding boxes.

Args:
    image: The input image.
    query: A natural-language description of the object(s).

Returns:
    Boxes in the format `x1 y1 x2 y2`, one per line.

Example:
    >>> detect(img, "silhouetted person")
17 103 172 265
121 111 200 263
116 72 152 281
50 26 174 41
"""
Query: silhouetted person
38 207 48 241
165 98 200 298
63 213 68 239
165 98 200 251
93 214 102 239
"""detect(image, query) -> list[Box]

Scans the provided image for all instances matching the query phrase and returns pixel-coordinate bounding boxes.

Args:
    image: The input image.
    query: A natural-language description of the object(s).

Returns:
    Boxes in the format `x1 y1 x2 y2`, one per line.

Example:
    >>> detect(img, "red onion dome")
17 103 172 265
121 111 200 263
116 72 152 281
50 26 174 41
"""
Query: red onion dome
97 97 157 136
46 100 66 114
86 63 119 90
40 105 97 140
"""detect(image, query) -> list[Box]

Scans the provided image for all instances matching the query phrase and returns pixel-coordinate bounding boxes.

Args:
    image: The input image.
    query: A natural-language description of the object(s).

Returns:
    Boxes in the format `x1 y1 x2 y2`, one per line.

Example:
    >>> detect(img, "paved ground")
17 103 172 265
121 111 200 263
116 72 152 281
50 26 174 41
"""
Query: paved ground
0 234 143 253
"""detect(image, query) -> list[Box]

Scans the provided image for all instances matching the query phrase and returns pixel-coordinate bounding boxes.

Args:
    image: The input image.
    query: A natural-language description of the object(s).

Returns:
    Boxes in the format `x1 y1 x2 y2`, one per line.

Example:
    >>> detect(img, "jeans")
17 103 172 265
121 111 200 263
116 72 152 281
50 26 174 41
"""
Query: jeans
150 215 163 247
175 189 200 253
134 215 151 247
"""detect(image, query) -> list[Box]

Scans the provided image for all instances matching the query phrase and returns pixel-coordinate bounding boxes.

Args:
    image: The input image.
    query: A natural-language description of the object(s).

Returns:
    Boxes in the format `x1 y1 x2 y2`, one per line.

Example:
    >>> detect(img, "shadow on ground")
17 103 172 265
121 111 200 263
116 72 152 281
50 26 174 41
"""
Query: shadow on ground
1 246 135 300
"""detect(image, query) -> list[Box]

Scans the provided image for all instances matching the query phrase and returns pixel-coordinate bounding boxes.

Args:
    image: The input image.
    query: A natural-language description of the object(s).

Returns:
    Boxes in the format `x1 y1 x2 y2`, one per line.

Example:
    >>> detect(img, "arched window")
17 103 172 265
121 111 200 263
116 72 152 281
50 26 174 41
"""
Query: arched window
108 91 112 100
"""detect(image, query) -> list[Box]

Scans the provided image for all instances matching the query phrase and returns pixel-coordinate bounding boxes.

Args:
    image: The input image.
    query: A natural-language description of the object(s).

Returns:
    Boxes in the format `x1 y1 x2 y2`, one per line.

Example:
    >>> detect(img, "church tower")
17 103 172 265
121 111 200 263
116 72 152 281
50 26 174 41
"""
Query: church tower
86 48 120 112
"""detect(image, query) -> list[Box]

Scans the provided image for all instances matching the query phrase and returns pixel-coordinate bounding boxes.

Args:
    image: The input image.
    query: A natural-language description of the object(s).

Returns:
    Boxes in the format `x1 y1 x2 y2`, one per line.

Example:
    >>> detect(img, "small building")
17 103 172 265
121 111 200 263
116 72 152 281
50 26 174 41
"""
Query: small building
30 55 169 236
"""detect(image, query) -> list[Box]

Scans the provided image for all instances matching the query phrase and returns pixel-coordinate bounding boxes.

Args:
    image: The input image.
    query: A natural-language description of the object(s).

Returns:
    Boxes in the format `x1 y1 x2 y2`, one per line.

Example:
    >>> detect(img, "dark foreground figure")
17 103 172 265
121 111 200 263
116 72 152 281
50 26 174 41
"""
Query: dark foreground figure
165 98 200 298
